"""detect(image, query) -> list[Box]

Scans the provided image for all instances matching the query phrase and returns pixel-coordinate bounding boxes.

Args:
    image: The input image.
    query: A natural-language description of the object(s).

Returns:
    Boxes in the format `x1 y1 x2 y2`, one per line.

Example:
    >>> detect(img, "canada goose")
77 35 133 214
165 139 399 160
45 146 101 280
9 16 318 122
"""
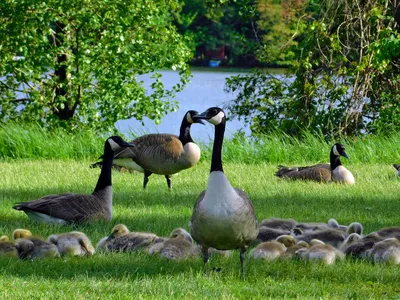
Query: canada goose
189 107 258 276
0 236 19 258
296 240 344 264
12 229 59 260
260 218 297 231
92 110 204 191
249 241 286 260
13 136 135 224
48 231 95 256
276 143 355 184
281 240 310 259
97 224 161 252
148 228 200 260
275 235 297 248
367 238 400 264
393 164 400 176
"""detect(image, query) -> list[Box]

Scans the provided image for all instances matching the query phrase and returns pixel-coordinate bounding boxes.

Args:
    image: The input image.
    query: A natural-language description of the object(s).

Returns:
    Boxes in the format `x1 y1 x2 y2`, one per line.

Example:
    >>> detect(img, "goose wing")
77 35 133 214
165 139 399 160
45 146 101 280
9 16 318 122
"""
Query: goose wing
13 193 99 223
115 134 183 162
276 164 331 182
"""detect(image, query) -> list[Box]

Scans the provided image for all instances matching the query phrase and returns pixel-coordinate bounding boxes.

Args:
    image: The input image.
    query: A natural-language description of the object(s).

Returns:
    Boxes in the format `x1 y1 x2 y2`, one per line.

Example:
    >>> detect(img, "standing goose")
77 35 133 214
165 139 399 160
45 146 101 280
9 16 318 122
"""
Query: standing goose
275 143 355 184
189 107 259 276
13 136 135 224
92 110 204 191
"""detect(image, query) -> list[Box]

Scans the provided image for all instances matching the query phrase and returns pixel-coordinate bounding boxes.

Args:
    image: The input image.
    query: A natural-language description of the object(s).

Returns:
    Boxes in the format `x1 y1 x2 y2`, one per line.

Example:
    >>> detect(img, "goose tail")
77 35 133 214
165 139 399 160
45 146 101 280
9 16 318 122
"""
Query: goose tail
275 165 298 177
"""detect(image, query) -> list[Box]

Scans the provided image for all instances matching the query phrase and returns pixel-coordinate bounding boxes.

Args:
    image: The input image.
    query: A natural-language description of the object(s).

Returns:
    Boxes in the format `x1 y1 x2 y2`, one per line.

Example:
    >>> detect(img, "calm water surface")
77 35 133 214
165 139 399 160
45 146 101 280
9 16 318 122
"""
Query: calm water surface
115 70 251 142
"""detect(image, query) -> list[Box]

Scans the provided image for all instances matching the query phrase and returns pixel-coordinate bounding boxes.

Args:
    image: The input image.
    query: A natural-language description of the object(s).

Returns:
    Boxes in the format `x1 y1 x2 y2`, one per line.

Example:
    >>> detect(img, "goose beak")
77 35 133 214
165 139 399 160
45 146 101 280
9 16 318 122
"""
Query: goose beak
122 142 135 148
192 111 208 121
194 119 205 125
342 151 350 159
106 233 115 242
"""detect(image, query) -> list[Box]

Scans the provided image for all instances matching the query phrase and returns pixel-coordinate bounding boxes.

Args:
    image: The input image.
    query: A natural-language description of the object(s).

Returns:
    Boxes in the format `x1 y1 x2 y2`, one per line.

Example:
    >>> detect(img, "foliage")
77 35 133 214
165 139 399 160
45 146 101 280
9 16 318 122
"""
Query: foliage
0 0 192 132
174 0 261 66
225 0 400 136
2 122 400 165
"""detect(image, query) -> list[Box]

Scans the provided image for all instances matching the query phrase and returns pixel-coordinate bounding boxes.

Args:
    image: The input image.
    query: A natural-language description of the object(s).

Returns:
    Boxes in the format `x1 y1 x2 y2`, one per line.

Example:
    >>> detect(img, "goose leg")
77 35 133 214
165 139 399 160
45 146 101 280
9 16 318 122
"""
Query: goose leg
143 171 152 189
201 246 209 274
165 175 172 191
240 246 247 279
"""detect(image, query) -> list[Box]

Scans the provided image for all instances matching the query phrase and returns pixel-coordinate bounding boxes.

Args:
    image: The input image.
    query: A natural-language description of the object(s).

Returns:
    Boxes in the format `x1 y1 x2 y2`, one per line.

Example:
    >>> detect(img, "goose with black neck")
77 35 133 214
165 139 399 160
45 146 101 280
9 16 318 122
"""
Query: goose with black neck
189 107 259 277
13 136 135 224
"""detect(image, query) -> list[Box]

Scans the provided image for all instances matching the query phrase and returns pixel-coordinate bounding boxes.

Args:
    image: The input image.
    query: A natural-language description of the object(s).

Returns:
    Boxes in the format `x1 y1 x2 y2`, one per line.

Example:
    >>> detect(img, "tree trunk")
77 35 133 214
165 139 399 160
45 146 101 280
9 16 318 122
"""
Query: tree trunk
53 21 75 120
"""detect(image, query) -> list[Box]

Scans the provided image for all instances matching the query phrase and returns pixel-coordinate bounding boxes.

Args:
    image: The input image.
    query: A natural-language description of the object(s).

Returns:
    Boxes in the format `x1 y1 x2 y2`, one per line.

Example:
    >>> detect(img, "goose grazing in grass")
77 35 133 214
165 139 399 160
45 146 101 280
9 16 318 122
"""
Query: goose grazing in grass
13 136 135 224
48 231 95 257
13 229 59 260
189 107 258 277
366 238 400 264
97 224 162 252
92 110 204 191
0 235 19 258
148 228 200 260
249 241 286 260
275 143 355 184
393 164 400 176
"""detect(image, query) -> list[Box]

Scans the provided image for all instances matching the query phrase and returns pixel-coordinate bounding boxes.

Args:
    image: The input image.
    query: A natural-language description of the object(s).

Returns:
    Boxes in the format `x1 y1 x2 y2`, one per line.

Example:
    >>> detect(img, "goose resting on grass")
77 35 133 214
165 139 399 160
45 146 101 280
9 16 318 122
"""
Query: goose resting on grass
13 136 135 224
276 143 355 184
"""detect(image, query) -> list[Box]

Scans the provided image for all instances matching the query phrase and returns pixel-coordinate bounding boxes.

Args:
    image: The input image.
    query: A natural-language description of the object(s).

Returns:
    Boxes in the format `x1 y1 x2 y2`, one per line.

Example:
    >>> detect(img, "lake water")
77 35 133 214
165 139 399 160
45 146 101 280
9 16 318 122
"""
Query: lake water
115 69 251 143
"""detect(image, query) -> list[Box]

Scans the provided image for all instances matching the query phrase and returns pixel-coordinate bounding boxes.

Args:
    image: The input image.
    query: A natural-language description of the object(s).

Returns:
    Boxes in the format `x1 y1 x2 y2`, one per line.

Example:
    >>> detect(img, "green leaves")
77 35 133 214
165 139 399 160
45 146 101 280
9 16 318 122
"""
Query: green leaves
0 0 191 132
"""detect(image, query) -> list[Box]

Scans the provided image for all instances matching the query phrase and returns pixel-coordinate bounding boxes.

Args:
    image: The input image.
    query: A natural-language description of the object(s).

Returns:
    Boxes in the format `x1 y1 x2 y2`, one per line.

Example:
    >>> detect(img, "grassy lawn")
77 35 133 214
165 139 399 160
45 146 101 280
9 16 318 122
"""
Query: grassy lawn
1 159 400 299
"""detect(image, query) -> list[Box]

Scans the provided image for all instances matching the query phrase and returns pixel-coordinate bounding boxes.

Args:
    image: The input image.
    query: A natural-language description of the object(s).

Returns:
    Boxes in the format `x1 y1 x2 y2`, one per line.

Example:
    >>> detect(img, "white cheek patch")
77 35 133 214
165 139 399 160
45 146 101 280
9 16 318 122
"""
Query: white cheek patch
108 139 121 151
208 111 225 125
186 112 194 123
332 145 340 156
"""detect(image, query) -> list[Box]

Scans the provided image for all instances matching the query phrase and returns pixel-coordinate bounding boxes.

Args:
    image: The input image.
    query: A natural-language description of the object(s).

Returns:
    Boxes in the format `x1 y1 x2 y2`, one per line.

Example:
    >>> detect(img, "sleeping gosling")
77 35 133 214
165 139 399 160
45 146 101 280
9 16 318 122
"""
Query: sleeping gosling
366 238 400 264
0 235 19 258
148 228 200 260
97 224 162 252
13 229 59 260
249 241 287 260
296 239 344 265
49 231 94 257
276 235 309 259
260 218 298 231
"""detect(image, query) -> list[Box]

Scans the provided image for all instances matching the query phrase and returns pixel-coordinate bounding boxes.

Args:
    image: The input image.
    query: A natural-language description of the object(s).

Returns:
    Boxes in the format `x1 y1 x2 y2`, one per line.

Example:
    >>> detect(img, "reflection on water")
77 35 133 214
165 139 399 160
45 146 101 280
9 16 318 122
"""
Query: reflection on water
115 70 252 143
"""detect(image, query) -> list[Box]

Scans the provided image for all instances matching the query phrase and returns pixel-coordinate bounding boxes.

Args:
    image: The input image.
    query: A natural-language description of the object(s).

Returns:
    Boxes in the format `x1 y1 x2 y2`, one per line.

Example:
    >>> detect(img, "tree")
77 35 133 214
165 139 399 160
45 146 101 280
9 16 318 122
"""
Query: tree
0 0 192 131
225 0 400 137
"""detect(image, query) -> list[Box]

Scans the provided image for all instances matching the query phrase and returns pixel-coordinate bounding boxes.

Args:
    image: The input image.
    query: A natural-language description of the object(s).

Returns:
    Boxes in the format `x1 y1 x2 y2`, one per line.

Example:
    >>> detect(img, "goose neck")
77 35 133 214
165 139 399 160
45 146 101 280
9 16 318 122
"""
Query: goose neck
210 122 225 173
93 146 113 193
179 123 194 145
330 151 342 170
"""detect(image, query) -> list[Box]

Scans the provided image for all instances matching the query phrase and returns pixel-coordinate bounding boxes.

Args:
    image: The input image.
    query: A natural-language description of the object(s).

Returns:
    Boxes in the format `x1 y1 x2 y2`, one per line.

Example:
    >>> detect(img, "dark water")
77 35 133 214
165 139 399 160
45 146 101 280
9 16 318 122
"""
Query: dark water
115 70 251 142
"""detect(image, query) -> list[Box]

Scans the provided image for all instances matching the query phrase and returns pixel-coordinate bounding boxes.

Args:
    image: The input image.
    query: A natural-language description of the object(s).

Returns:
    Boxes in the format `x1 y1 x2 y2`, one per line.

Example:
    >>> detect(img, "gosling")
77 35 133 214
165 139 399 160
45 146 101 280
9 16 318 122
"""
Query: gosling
48 231 94 257
249 241 287 260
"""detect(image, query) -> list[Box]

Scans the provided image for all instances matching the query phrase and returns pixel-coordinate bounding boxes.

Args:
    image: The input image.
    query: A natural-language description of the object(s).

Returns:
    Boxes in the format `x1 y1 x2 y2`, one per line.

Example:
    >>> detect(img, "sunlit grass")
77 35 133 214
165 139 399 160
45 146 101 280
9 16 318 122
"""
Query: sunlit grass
1 158 400 298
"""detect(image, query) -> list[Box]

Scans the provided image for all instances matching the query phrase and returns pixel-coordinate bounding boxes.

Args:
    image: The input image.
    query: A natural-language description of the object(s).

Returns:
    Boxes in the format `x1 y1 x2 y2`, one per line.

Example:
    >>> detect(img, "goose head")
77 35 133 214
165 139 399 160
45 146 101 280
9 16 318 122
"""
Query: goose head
13 229 33 239
185 110 205 125
192 107 226 126
107 224 129 241
331 143 350 159
169 228 193 244
276 235 296 247
0 235 9 242
106 136 135 152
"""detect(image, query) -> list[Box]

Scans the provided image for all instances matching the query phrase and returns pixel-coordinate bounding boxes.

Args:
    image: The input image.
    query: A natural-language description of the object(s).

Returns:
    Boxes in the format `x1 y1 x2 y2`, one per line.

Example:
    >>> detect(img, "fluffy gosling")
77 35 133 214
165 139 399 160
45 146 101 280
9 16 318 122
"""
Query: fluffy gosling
49 231 94 257
249 241 287 260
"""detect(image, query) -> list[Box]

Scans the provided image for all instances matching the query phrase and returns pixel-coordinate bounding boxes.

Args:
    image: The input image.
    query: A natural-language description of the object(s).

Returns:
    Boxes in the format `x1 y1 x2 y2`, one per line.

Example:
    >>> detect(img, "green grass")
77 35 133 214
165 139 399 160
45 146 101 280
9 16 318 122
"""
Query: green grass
1 158 400 299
